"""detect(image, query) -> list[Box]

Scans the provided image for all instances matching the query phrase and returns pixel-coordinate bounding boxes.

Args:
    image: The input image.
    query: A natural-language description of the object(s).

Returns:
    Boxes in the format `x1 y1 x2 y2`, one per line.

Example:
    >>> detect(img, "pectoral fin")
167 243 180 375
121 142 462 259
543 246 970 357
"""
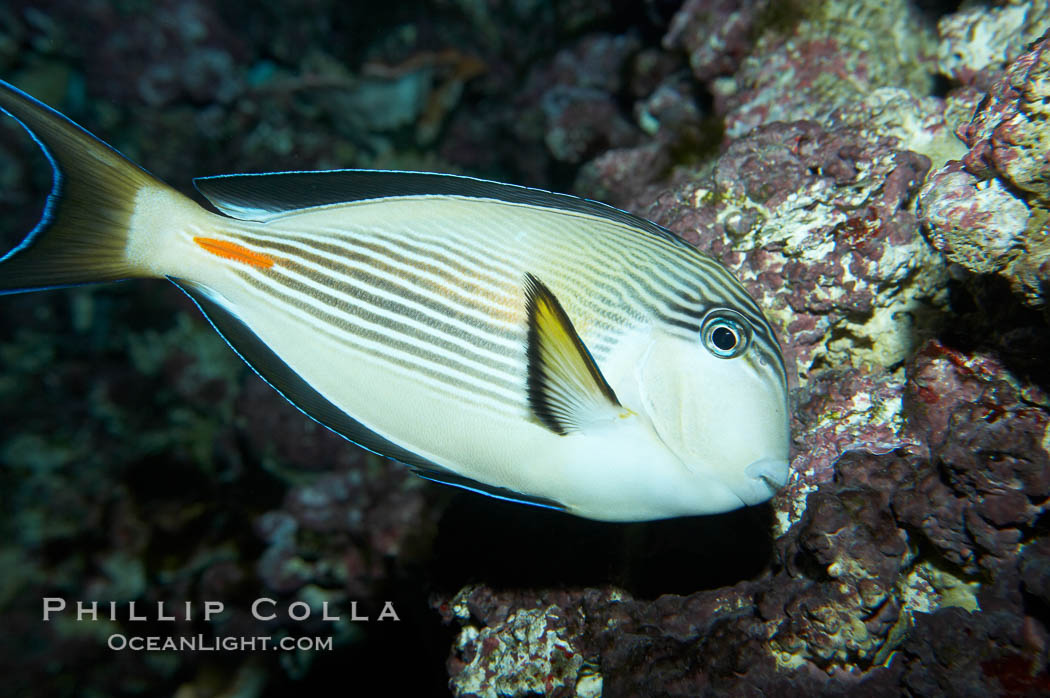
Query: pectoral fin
524 273 627 435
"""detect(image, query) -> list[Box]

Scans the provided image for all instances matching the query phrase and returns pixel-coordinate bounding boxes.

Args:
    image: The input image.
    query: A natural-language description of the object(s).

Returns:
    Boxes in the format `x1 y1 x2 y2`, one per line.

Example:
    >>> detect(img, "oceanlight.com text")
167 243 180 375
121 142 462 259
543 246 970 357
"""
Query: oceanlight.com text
107 634 335 652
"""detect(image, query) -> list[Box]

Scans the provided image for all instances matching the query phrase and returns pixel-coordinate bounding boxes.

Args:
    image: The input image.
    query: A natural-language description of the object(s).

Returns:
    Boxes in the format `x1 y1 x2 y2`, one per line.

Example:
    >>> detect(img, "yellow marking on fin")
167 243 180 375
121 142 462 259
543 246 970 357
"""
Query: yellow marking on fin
525 273 623 434
194 237 275 269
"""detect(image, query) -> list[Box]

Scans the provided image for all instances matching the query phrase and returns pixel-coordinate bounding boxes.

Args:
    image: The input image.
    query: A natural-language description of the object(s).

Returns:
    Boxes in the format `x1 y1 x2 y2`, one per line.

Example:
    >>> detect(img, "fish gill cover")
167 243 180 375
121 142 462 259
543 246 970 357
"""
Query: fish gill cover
0 0 1049 696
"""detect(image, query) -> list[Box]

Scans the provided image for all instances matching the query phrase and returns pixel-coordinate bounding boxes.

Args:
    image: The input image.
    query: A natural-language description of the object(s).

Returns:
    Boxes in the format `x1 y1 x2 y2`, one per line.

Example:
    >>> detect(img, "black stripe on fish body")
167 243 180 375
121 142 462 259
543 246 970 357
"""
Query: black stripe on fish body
231 234 521 351
235 271 522 408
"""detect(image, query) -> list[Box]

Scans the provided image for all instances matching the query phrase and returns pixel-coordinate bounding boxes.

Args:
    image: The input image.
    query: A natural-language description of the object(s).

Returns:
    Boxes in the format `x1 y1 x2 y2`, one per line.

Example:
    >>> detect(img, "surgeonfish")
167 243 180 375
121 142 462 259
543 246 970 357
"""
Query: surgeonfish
0 79 790 521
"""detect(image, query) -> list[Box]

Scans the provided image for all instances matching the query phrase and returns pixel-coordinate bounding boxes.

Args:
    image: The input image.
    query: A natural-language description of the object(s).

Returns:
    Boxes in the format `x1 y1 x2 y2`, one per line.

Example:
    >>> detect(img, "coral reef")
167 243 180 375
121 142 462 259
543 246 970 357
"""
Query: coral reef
648 120 942 377
2 0 1050 696
431 0 1050 694
937 0 1050 85
920 30 1050 305
711 0 935 139
439 341 1050 696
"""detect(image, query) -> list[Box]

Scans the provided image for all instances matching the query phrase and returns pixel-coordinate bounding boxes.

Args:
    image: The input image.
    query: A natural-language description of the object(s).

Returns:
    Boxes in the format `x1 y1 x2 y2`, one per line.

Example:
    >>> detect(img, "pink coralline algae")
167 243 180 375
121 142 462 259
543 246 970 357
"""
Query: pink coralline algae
779 367 919 528
528 34 644 165
936 0 1050 87
959 34 1050 202
712 0 934 139
899 340 1050 575
445 597 587 698
437 338 1050 695
647 119 942 377
433 2 1050 695
919 30 1050 305
663 0 770 82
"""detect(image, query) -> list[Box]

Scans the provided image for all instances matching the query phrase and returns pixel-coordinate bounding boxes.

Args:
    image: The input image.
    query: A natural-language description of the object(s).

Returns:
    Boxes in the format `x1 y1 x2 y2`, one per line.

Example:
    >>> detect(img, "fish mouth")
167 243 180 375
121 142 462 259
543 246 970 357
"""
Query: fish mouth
734 458 791 506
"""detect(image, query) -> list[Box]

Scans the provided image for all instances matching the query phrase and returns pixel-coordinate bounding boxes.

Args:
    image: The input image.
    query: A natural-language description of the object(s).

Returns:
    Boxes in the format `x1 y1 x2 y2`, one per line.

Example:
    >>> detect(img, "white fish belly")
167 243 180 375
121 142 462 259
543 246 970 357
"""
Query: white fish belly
201 264 559 487
207 278 719 520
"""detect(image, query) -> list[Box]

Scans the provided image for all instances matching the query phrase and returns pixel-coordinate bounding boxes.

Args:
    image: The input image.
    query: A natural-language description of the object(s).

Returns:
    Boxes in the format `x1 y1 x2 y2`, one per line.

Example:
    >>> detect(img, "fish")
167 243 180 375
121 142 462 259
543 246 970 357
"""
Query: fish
0 78 790 522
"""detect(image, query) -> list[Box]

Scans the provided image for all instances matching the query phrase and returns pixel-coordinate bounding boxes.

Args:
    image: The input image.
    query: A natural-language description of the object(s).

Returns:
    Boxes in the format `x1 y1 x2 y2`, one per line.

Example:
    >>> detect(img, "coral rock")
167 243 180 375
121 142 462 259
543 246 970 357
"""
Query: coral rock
936 0 1050 85
715 0 934 138
652 119 942 377
919 31 1050 304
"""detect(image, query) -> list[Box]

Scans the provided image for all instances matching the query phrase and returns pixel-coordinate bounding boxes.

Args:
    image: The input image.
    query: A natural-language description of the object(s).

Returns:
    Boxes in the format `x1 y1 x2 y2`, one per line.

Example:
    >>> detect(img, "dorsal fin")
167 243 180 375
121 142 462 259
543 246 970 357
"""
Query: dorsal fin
524 273 627 435
192 169 681 245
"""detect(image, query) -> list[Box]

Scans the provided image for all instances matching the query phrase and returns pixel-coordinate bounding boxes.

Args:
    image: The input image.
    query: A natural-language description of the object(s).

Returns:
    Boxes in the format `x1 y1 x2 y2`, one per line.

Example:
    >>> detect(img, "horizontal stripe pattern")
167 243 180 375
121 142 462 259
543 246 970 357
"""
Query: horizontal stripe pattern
235 269 526 413
202 195 787 411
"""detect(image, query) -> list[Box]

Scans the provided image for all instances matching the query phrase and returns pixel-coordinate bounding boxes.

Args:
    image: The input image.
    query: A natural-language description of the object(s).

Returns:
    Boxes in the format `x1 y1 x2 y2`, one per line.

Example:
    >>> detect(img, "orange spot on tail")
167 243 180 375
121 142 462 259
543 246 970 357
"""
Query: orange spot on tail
194 237 275 269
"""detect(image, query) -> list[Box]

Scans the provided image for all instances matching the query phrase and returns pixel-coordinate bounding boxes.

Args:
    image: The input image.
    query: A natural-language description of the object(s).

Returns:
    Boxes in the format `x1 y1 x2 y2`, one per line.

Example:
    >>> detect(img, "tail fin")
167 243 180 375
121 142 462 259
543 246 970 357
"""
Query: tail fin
0 79 170 293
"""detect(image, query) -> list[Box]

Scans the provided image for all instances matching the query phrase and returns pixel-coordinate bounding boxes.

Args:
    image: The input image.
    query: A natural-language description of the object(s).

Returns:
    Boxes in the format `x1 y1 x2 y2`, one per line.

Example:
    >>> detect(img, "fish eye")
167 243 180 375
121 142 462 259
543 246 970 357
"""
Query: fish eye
700 309 752 359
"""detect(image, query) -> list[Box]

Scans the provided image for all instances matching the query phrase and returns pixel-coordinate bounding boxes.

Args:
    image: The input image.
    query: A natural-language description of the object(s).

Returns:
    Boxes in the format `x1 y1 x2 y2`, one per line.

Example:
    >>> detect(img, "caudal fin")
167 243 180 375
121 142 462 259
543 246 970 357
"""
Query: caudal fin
0 79 170 293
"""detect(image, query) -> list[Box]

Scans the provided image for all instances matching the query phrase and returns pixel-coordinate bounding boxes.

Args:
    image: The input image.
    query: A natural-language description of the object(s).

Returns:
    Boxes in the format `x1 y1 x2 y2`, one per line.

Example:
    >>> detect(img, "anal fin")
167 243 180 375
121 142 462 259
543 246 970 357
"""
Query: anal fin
410 467 567 512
